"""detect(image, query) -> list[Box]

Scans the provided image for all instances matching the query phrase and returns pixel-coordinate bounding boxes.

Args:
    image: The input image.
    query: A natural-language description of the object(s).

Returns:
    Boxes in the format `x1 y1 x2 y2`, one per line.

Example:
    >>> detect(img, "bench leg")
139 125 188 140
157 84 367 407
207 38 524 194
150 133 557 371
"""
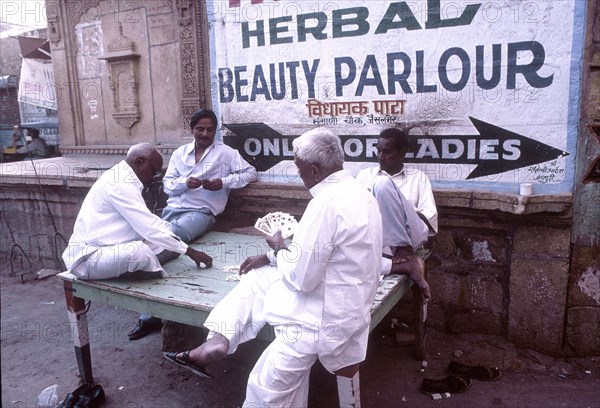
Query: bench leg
412 284 427 361
337 370 361 408
64 281 93 384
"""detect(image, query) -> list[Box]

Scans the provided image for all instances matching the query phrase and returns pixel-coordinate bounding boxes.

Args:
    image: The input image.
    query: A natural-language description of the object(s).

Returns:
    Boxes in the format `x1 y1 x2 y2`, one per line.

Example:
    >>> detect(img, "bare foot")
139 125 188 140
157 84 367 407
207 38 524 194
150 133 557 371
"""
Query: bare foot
184 333 229 367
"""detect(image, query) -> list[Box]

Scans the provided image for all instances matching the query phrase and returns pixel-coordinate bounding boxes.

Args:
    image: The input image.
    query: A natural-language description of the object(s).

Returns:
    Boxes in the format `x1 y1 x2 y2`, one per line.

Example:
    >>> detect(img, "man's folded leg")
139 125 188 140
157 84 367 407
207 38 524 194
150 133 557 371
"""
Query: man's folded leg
165 265 279 375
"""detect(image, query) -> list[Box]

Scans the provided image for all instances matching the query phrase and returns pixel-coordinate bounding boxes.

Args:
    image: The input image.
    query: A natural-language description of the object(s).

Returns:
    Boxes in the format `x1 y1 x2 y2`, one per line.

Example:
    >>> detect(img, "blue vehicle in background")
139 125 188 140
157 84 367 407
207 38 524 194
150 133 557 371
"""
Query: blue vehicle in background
1 118 59 162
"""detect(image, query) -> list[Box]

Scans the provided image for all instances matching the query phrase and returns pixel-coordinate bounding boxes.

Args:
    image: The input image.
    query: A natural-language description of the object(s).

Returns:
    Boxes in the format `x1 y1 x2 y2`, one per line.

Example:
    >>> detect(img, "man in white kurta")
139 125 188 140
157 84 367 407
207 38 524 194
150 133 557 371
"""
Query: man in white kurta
356 128 436 291
130 109 257 340
244 166 382 406
161 108 257 243
62 143 211 280
356 127 438 236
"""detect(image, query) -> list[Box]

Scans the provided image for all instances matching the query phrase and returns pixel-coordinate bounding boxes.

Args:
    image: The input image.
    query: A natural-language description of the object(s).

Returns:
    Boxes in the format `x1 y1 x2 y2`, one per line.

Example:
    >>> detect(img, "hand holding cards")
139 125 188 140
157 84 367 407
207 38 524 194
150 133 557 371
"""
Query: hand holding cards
254 212 298 239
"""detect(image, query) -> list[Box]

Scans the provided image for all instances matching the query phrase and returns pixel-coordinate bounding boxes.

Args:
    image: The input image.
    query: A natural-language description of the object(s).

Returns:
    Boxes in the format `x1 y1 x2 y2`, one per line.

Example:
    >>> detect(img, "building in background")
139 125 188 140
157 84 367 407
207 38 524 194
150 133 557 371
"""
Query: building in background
0 3 58 159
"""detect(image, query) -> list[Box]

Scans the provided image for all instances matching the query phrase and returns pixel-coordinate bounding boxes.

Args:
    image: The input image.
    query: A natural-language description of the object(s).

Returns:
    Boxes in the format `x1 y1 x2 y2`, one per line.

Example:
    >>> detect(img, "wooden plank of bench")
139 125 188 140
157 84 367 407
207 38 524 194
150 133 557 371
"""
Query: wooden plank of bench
371 274 412 331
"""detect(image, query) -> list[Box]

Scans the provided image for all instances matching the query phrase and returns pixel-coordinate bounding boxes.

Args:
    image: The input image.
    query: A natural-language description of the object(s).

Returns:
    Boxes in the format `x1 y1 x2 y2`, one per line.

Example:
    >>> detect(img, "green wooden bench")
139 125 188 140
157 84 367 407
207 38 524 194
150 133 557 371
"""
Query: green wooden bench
58 231 425 407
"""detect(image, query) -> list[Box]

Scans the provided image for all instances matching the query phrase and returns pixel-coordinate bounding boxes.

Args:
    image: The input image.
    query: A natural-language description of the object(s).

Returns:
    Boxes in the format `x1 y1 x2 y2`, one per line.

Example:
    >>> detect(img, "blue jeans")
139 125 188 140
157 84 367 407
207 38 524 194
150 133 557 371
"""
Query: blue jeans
139 207 215 323
161 206 215 244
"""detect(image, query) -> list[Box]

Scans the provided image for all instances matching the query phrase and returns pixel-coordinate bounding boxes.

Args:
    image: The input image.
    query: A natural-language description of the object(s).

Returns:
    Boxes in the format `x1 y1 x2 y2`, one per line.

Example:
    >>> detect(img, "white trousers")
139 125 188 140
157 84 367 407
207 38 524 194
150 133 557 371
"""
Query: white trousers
205 266 318 407
72 241 165 280
204 265 278 354
243 326 318 408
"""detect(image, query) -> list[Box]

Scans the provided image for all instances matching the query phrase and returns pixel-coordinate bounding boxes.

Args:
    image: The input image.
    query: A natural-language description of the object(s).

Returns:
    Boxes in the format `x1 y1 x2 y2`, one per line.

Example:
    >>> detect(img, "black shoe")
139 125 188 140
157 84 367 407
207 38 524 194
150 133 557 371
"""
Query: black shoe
421 374 472 395
57 383 91 408
128 318 162 340
73 384 105 408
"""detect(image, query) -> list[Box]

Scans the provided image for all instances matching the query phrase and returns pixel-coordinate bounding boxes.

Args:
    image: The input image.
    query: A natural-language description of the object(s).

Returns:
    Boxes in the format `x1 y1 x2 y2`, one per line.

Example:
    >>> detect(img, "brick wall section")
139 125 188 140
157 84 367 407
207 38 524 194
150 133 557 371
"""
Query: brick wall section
567 0 600 357
509 226 571 355
0 86 20 129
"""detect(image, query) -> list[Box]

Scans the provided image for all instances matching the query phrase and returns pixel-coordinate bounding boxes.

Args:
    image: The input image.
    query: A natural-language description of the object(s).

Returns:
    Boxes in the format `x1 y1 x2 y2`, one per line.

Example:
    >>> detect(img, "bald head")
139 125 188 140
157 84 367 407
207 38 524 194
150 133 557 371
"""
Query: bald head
126 143 157 161
126 143 163 187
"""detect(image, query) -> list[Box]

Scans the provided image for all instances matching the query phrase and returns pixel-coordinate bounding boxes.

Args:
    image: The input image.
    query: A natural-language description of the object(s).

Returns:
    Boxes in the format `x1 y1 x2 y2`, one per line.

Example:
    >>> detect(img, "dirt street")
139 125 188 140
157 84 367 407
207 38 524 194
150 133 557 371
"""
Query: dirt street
2 271 599 408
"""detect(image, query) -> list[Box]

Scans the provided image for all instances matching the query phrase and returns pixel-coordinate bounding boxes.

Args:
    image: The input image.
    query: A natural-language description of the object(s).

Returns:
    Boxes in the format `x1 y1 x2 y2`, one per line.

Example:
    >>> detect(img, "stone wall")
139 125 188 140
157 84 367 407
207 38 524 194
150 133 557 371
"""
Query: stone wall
218 183 580 357
0 184 85 277
567 0 600 358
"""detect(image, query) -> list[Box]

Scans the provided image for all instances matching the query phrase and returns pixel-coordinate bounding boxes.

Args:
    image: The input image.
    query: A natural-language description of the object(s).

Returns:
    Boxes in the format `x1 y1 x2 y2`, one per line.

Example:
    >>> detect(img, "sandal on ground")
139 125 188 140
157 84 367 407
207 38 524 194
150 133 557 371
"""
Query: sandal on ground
421 374 472 395
74 384 105 408
163 351 213 379
57 383 91 408
448 361 502 381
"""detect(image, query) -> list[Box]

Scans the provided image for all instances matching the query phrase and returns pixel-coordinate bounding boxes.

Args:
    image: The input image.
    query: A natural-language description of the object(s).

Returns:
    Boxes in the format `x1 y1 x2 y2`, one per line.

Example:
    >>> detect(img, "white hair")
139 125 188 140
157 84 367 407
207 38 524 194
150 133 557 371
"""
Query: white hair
292 128 344 170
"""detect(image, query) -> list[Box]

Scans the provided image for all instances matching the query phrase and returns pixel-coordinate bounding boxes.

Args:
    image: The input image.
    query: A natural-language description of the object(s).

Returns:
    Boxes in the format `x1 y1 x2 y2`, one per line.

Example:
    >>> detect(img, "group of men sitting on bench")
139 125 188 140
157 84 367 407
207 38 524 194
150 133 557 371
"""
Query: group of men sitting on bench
62 108 437 406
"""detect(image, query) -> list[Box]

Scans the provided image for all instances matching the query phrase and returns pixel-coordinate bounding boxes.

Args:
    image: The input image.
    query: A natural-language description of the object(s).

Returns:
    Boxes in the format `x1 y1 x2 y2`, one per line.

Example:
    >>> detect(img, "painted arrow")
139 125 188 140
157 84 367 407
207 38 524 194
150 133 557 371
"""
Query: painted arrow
223 117 569 179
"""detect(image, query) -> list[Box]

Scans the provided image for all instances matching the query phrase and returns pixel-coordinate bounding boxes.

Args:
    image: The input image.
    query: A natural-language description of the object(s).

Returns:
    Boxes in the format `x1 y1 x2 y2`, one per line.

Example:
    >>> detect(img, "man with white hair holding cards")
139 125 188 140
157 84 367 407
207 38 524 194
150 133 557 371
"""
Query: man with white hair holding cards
164 128 382 406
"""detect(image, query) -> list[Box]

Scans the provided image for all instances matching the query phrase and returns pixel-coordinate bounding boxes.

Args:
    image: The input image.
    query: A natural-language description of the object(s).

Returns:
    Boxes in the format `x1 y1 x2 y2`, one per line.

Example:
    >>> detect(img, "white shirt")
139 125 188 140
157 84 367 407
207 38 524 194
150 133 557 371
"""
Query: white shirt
62 161 188 270
263 170 383 372
163 141 257 215
357 165 438 234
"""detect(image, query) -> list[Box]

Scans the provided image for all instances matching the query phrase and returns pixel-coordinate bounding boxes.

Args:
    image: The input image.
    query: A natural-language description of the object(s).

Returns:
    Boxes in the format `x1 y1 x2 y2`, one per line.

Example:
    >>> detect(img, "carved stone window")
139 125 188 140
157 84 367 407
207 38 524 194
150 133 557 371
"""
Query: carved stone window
98 23 141 131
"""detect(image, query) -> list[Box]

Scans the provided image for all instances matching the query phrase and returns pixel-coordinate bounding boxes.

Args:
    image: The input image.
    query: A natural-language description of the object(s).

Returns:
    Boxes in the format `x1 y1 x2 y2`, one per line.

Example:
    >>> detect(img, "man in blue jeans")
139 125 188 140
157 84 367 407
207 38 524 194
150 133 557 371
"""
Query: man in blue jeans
128 108 257 340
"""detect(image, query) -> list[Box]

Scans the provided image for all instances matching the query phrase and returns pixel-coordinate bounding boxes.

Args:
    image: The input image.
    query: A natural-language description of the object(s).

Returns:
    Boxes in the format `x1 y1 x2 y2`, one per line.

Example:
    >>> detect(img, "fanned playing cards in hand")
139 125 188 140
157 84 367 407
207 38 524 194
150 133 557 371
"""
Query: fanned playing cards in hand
254 212 298 239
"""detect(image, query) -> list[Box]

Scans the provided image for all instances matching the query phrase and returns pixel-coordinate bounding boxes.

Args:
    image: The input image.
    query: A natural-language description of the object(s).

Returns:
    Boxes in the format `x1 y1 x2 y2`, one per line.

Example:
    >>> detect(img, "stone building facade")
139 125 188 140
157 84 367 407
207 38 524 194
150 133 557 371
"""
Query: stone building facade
45 0 209 150
0 0 598 358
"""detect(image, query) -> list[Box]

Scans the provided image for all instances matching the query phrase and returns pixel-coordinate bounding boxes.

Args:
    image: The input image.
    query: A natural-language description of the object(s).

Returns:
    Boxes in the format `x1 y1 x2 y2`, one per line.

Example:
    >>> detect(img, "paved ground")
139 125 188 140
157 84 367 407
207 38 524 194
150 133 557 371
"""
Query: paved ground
2 271 599 408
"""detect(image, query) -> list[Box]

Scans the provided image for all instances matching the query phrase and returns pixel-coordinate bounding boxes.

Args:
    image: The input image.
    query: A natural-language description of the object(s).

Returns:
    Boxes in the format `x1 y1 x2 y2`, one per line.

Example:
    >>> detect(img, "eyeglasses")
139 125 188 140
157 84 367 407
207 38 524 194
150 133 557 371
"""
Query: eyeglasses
150 165 163 179
138 157 162 177
150 165 162 177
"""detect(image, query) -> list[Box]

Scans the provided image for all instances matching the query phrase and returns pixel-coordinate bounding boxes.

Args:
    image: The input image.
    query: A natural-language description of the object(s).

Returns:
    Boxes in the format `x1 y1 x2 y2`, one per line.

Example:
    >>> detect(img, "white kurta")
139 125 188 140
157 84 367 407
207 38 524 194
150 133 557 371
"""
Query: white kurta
235 170 381 406
356 165 438 234
62 161 188 280
162 141 257 216
263 170 383 372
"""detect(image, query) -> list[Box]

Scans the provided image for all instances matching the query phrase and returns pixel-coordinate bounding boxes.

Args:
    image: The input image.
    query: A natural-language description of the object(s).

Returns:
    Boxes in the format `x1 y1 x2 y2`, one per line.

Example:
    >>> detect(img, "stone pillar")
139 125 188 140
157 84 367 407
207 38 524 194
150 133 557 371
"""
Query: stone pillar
508 226 571 356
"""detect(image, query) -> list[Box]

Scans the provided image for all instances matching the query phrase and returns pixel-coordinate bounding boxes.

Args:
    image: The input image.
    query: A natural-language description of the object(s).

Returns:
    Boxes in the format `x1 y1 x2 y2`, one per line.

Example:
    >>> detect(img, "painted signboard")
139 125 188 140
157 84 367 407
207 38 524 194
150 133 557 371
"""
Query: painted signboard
208 0 585 193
